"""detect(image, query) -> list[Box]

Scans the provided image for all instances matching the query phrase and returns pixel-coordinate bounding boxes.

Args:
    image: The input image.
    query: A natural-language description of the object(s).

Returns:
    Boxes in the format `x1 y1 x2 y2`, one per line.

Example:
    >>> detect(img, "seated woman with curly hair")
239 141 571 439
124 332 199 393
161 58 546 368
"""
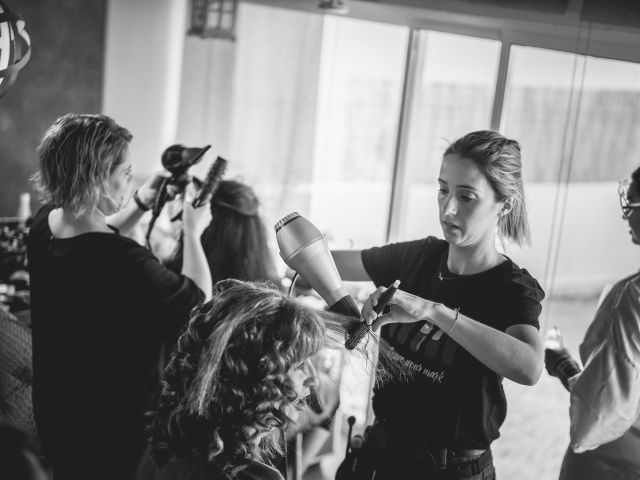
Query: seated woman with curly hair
137 280 326 480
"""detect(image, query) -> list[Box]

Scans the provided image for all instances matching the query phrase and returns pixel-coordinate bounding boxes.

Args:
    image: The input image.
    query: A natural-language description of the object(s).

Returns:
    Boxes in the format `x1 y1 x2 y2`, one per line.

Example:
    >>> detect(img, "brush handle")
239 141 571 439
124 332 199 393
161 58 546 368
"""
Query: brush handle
372 283 399 315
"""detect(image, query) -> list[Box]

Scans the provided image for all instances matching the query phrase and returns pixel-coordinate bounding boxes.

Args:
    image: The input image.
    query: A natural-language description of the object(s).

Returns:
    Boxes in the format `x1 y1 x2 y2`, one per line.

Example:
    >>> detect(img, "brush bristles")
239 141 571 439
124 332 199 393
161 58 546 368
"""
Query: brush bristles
345 323 371 350
194 157 228 207
208 157 227 179
201 157 227 189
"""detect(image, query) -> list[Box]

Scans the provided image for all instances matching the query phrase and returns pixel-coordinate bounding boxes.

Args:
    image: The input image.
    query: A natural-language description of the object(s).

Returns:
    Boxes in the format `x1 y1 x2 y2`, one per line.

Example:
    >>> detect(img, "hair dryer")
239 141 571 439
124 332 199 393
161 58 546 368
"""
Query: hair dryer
274 212 360 318
169 156 228 222
146 144 211 249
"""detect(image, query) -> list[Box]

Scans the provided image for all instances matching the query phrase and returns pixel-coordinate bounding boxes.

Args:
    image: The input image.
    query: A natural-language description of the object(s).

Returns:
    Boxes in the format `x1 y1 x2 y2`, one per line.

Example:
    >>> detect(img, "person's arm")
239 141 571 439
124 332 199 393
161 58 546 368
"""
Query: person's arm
364 288 544 385
108 171 174 234
331 250 371 282
181 183 213 302
566 287 640 452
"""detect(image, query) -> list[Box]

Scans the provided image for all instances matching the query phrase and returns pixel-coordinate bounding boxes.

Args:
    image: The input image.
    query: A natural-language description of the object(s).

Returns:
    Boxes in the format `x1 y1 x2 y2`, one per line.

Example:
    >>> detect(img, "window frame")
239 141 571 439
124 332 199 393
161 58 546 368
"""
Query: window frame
245 0 640 243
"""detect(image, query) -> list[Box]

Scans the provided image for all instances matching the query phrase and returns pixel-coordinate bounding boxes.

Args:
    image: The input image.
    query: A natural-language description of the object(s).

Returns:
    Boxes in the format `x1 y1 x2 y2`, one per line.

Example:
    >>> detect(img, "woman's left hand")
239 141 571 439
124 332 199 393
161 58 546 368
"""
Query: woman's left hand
361 288 439 329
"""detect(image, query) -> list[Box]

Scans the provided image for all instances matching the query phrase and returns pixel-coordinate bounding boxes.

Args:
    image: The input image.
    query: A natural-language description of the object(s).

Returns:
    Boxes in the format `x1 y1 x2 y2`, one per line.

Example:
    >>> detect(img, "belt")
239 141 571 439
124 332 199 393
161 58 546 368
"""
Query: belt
363 423 492 473
439 448 493 476
449 449 486 458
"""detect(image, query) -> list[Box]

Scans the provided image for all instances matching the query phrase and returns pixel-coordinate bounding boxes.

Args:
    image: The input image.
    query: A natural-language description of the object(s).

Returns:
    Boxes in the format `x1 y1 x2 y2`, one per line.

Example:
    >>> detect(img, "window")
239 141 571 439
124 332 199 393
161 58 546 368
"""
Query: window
310 16 408 249
496 46 640 480
177 6 640 477
502 46 640 297
395 31 501 241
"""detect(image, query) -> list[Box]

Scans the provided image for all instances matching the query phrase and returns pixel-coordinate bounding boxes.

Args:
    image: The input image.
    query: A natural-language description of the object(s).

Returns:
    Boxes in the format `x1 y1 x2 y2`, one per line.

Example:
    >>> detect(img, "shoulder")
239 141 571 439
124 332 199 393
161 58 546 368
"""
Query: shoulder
611 271 640 303
500 259 545 303
28 204 56 240
361 237 447 286
364 236 446 258
596 272 640 339
32 204 56 226
397 236 446 252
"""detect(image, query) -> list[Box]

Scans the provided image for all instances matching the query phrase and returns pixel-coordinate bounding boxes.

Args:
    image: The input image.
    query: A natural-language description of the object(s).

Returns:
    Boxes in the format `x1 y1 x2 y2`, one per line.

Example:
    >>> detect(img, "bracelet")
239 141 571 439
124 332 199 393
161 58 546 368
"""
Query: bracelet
133 189 151 212
446 307 460 335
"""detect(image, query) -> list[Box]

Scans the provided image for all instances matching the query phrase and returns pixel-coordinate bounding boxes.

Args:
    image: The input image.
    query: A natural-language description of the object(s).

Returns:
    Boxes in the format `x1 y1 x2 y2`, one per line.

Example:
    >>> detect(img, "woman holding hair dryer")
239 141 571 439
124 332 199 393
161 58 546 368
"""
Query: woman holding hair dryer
334 130 545 479
27 113 213 480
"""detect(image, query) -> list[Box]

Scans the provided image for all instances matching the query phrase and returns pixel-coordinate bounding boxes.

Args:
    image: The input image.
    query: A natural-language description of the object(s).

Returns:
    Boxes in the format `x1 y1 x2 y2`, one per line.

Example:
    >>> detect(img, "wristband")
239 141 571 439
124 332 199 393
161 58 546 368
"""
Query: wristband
133 189 151 212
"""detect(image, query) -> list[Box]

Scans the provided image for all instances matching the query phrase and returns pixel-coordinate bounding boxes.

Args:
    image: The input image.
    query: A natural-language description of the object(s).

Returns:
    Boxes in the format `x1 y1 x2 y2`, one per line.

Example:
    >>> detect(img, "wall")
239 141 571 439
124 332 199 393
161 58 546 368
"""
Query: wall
0 0 106 216
102 0 188 180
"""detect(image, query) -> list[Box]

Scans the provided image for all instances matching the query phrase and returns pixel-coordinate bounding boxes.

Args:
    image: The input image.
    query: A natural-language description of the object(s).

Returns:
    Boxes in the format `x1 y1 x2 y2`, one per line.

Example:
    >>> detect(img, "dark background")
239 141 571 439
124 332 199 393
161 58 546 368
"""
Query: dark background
0 0 105 216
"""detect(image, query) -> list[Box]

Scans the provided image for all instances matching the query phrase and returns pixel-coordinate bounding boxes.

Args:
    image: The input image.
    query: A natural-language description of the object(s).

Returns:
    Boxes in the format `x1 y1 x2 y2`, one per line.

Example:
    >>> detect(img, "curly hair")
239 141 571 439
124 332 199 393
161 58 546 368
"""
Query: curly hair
146 280 325 473
166 180 280 286
31 113 132 216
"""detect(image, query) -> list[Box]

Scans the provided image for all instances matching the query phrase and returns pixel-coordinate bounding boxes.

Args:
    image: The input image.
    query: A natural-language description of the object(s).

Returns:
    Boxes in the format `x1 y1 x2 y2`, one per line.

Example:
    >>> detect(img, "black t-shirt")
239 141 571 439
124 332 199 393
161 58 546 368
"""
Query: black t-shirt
361 237 544 450
27 205 204 479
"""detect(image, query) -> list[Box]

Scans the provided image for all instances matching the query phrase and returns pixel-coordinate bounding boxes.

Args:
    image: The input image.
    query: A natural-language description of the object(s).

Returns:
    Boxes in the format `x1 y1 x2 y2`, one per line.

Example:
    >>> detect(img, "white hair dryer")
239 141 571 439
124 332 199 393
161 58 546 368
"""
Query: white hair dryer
275 212 360 318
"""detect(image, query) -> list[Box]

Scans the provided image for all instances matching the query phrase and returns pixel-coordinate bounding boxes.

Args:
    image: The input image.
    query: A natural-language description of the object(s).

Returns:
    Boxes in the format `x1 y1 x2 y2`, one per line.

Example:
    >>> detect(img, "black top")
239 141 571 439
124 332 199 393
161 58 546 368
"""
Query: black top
361 237 544 450
27 205 204 479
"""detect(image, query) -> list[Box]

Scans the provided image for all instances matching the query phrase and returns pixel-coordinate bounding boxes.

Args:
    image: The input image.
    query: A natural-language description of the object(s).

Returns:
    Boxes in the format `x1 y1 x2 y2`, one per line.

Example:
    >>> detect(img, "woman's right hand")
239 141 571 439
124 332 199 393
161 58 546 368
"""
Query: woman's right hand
182 181 211 237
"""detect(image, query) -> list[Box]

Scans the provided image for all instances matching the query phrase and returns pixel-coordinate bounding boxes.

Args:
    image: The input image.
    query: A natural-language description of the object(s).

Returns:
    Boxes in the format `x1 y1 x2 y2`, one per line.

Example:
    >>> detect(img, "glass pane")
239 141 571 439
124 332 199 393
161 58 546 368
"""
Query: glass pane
395 31 501 241
230 4 325 233
497 46 640 480
231 7 408 251
309 16 409 249
502 46 640 297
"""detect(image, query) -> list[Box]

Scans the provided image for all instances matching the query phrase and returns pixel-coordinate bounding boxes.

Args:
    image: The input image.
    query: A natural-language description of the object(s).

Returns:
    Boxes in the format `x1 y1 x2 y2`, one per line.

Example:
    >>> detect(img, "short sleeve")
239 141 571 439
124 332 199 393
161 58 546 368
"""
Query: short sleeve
569 283 640 452
502 268 544 331
361 237 442 288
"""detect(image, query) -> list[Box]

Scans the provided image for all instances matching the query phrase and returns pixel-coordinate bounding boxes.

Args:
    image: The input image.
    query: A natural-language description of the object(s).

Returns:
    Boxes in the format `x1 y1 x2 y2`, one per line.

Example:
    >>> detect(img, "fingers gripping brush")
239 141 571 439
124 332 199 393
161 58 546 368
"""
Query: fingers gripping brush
344 280 400 350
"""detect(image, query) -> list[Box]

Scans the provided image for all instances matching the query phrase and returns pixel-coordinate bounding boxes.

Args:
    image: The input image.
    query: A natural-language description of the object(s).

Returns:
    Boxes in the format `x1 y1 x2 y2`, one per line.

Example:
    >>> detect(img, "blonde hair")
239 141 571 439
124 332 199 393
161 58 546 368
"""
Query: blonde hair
445 130 531 246
32 113 132 215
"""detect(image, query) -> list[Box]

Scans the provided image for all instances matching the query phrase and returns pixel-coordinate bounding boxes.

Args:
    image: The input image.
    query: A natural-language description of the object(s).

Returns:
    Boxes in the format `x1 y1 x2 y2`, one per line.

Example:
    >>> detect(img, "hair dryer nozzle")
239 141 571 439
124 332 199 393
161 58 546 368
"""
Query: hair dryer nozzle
161 144 211 176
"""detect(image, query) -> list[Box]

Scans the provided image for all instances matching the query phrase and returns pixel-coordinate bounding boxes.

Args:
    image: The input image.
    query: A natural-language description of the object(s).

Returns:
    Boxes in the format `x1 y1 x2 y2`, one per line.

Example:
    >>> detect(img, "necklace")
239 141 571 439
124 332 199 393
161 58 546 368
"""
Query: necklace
438 254 460 281
438 269 460 281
